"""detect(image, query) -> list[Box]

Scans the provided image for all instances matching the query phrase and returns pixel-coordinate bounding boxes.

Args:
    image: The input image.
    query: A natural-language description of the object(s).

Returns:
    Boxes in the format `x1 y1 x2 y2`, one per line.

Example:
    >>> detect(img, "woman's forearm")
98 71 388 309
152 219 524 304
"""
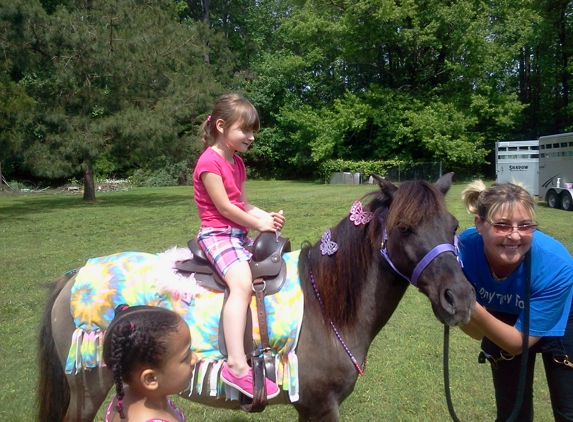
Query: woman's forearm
469 303 540 355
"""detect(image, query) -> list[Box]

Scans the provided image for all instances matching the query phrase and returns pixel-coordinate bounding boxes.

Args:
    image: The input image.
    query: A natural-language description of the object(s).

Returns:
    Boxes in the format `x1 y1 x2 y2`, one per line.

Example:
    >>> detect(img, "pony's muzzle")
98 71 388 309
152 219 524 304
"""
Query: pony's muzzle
439 287 474 326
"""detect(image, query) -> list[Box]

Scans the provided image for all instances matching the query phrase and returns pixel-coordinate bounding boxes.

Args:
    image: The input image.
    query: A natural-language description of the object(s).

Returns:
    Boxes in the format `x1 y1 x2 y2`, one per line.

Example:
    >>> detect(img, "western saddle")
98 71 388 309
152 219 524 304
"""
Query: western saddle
175 232 291 411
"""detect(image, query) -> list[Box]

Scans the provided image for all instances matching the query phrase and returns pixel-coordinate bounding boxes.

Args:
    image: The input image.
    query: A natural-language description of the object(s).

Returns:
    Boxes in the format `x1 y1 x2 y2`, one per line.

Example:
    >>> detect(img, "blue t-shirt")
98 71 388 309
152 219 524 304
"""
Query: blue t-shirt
459 228 573 337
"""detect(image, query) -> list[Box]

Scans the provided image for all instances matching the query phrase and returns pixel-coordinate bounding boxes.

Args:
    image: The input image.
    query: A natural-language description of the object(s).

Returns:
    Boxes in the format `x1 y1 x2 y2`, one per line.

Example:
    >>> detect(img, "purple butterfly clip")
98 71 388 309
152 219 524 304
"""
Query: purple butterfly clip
320 228 338 256
349 200 373 226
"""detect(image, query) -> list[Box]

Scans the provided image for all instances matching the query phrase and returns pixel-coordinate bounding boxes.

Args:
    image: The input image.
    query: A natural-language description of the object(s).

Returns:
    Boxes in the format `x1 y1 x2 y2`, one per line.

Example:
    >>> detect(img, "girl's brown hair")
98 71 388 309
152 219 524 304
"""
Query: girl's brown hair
199 93 260 150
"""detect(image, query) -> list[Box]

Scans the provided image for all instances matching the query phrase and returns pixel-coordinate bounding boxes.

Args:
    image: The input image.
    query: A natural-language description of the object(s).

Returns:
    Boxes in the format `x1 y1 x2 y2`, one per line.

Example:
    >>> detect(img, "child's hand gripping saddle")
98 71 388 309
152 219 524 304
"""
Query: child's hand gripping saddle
174 231 291 411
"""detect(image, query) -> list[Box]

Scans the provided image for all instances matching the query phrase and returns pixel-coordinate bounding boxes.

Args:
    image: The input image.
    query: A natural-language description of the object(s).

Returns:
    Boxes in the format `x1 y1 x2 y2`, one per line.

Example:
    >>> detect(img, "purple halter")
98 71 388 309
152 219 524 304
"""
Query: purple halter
380 224 462 287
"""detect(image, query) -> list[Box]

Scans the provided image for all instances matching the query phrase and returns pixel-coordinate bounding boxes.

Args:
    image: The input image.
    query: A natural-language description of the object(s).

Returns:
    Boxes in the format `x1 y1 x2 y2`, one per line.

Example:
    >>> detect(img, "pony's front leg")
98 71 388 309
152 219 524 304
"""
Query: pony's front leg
65 368 113 422
292 319 360 422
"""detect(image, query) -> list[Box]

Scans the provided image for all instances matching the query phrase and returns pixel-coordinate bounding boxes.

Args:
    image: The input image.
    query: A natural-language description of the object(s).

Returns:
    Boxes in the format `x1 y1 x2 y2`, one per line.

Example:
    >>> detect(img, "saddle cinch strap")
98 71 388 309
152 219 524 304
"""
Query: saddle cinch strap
174 232 291 411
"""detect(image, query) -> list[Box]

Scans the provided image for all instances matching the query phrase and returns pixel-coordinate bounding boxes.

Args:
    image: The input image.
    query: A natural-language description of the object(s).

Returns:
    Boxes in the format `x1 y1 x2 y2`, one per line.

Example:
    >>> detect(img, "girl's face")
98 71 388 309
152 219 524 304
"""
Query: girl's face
217 120 255 153
155 319 197 395
475 202 535 276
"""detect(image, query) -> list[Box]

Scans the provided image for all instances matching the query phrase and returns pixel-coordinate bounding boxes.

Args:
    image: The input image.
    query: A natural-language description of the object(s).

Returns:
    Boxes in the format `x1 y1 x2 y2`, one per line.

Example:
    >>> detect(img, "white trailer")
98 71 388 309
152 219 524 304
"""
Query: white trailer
538 132 573 211
495 140 539 196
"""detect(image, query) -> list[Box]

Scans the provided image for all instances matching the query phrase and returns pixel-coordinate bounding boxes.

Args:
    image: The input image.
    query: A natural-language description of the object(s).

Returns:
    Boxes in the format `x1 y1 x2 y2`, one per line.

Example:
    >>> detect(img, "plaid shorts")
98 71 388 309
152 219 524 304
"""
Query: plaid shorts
197 226 253 277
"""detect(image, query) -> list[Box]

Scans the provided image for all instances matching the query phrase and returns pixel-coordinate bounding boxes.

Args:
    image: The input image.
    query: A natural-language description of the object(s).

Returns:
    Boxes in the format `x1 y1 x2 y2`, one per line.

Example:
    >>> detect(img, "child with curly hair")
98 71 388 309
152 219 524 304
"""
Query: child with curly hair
102 305 197 422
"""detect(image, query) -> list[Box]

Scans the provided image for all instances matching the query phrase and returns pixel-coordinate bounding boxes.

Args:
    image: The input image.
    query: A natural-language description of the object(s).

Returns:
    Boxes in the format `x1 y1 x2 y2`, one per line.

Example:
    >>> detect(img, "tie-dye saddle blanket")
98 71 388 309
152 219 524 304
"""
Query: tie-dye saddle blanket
65 248 304 401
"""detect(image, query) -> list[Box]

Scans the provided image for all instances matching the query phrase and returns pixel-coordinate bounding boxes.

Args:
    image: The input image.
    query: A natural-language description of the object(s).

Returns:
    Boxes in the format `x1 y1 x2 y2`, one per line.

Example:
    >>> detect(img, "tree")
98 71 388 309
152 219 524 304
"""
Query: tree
0 62 34 189
3 0 568 183
1 0 226 199
244 0 535 178
518 0 573 136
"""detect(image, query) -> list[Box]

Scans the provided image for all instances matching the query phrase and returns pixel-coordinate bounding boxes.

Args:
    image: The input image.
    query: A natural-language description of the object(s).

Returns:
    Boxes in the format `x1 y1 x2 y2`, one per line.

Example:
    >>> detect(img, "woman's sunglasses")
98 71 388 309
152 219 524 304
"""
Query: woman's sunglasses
481 217 537 235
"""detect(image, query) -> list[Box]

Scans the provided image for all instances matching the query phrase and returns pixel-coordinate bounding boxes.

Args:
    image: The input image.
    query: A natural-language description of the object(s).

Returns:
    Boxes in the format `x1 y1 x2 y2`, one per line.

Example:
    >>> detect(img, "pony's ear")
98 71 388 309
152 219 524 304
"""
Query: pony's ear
434 172 454 196
371 174 398 198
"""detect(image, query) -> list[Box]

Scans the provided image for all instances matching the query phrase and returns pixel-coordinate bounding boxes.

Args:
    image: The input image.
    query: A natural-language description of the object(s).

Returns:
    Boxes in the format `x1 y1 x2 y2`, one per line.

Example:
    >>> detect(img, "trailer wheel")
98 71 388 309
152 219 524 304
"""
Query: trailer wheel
546 190 561 209
561 191 573 211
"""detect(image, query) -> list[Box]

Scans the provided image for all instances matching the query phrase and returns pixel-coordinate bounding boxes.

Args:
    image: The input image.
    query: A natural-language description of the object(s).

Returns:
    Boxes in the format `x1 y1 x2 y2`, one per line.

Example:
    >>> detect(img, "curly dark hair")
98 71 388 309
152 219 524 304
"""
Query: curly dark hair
102 305 184 419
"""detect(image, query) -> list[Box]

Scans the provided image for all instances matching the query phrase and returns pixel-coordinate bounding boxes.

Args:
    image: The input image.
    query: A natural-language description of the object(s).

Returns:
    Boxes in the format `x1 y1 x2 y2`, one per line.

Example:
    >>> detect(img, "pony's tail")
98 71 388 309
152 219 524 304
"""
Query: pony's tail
37 274 73 422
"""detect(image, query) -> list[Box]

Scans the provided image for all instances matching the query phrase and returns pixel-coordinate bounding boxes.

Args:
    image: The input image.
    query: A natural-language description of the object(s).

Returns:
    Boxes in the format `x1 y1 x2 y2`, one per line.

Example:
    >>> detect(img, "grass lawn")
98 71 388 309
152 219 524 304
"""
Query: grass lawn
1 179 570 421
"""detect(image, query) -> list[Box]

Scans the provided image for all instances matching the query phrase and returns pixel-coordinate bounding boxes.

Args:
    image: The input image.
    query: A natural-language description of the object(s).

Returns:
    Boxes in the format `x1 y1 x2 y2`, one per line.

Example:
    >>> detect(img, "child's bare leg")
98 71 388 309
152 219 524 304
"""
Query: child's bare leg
220 260 279 399
222 261 252 377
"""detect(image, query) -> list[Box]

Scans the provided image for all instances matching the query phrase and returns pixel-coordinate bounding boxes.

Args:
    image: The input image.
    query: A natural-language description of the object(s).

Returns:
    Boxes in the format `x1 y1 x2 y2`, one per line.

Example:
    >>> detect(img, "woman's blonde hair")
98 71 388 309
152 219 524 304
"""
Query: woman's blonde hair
198 93 260 150
461 180 536 221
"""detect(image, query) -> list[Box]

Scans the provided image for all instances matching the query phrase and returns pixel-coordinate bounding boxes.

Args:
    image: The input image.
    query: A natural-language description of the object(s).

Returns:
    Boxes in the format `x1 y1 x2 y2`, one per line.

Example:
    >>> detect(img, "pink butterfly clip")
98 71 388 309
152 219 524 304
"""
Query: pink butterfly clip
320 228 338 256
349 200 373 226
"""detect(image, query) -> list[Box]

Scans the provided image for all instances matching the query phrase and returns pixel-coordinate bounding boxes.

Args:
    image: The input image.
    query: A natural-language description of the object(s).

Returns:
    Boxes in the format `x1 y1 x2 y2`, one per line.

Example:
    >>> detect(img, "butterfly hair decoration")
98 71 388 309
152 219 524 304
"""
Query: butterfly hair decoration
320 228 338 256
349 200 373 226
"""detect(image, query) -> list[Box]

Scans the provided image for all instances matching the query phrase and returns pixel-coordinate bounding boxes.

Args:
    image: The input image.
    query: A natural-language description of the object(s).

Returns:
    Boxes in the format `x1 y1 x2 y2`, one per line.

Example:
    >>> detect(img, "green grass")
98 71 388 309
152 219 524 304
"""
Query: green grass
1 180 570 421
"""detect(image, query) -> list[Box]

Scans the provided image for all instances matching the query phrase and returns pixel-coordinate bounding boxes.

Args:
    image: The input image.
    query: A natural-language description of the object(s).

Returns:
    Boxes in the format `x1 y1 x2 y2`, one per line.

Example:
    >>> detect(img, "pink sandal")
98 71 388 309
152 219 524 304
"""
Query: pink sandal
221 363 280 399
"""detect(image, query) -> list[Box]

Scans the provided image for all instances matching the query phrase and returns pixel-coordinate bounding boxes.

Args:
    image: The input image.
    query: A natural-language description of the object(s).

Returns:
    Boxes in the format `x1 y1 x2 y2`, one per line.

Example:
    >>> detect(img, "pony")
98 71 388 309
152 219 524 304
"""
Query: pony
37 173 475 422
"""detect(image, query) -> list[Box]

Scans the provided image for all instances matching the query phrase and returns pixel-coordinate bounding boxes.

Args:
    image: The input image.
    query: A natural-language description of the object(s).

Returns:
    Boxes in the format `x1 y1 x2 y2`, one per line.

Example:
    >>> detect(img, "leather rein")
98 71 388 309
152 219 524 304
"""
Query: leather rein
444 251 532 422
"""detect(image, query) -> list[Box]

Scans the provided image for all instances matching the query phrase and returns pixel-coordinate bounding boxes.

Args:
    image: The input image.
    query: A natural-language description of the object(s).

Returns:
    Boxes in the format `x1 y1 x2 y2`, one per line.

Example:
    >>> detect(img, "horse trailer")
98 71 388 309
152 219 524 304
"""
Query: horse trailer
495 140 539 196
538 132 573 211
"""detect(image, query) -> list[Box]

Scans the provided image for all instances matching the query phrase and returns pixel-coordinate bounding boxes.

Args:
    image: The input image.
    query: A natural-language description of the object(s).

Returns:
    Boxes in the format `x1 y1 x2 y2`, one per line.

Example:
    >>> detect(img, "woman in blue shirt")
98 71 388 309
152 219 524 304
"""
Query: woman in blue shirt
459 180 573 421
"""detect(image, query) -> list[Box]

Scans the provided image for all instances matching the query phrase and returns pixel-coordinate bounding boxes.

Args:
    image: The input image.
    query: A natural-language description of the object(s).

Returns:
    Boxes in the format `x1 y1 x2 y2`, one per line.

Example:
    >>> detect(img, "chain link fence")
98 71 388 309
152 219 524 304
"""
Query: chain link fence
384 162 443 183
328 162 443 184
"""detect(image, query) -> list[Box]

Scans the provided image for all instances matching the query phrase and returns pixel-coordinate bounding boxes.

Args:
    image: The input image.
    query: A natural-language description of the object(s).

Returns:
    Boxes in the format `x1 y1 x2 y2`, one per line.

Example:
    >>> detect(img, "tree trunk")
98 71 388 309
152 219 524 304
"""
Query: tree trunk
0 161 3 191
82 161 96 201
558 2 569 129
202 0 210 65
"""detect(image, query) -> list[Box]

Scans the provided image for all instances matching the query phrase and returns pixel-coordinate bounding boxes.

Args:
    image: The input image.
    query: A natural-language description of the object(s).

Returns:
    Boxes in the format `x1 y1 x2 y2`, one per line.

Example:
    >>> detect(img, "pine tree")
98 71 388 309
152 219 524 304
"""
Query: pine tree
1 0 225 199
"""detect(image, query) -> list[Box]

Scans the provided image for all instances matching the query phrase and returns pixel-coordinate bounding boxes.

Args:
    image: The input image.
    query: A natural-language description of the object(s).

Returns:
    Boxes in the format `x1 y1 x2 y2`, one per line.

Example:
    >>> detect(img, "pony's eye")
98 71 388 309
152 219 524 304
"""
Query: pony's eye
398 224 412 235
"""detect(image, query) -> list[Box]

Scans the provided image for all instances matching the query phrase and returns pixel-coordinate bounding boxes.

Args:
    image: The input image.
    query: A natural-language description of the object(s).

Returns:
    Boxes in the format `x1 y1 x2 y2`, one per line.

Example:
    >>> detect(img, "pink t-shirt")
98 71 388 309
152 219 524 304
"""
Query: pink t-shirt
193 147 248 231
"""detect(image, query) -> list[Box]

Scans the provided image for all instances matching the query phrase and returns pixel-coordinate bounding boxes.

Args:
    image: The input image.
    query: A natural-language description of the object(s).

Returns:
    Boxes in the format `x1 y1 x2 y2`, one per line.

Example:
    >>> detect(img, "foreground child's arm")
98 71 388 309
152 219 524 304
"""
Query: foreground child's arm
202 172 279 232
